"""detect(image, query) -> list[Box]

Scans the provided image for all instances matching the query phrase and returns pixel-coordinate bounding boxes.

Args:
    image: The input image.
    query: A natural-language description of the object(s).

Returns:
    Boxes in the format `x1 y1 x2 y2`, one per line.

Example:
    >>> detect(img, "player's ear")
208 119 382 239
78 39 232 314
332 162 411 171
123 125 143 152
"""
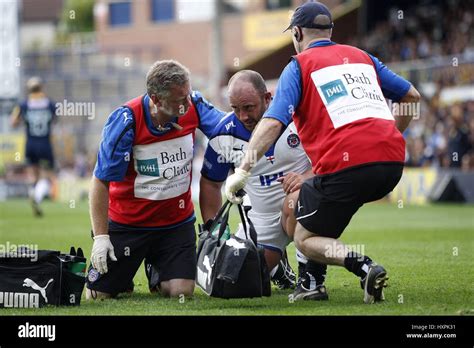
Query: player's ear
263 92 272 107
150 94 161 107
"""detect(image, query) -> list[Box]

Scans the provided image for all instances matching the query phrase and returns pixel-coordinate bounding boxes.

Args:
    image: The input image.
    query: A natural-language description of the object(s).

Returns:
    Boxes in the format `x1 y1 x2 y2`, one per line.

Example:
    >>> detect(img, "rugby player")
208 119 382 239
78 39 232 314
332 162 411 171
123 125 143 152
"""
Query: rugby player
200 70 328 298
10 77 57 217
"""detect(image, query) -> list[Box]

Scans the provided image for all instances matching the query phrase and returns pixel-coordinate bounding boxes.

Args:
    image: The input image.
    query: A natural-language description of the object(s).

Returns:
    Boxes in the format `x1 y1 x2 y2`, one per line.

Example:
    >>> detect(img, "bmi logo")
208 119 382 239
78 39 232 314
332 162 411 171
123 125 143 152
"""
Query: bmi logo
137 158 160 177
320 79 348 104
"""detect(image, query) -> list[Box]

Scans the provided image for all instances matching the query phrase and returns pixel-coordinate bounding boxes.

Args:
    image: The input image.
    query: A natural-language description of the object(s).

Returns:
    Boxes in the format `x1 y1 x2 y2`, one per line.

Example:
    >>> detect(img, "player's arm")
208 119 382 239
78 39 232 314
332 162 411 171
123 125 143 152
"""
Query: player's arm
49 100 59 124
89 107 134 273
10 105 22 128
240 119 283 172
192 91 227 138
89 175 117 274
368 54 421 133
277 167 314 194
199 177 223 222
89 176 110 237
199 134 231 221
395 85 421 133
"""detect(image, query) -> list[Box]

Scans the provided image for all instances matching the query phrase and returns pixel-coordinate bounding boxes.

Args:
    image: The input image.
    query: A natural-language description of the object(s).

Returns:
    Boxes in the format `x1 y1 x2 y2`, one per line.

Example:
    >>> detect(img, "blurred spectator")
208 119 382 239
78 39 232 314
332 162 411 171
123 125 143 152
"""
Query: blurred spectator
348 0 474 170
403 98 473 170
447 104 472 167
357 0 474 63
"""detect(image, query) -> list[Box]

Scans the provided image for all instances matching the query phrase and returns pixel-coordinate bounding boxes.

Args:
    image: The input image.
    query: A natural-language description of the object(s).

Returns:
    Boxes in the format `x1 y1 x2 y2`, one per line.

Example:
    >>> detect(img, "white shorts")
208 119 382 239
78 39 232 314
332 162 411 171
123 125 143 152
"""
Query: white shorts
235 211 290 254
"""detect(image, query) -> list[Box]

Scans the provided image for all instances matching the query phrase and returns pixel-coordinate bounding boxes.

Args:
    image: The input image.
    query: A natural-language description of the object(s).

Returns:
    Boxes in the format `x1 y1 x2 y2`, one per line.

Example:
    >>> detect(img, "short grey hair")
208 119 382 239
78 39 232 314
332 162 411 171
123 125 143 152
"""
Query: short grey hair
146 60 190 99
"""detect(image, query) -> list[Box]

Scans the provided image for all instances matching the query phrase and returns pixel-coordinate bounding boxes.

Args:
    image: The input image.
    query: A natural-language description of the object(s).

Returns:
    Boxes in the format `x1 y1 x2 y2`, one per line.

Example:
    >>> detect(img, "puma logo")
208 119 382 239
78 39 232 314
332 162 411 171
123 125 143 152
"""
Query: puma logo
202 255 213 285
197 255 214 289
232 144 244 153
297 200 303 212
23 278 54 303
123 112 131 124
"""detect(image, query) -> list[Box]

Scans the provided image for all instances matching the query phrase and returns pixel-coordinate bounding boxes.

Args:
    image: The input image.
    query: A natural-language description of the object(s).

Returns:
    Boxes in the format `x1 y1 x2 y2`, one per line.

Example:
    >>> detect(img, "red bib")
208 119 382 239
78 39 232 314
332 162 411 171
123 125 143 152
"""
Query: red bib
108 95 198 227
294 44 405 175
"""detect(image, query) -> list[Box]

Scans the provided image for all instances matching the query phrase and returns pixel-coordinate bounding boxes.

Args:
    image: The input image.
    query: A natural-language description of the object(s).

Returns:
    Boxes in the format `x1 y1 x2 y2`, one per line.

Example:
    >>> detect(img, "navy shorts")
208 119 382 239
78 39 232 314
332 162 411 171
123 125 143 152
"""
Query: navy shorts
86 220 197 297
295 163 403 239
25 139 54 169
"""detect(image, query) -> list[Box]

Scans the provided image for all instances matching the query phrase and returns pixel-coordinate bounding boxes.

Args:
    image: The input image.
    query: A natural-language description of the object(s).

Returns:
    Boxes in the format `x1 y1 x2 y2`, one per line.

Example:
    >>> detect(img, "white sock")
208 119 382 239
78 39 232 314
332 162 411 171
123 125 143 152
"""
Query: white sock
270 265 279 278
34 178 51 204
361 263 370 277
296 248 308 264
28 184 36 200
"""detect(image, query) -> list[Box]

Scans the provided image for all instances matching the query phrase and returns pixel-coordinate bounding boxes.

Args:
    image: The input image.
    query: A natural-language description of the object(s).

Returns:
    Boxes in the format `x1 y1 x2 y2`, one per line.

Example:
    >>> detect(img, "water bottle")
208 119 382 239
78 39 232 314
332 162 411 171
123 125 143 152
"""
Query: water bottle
68 247 86 277
69 259 87 277
211 223 231 241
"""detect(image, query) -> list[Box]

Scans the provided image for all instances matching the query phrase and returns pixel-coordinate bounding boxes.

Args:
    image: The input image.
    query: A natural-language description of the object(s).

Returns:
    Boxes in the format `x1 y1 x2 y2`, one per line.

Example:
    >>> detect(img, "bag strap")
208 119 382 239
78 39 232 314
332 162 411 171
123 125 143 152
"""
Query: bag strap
206 200 231 234
206 189 245 236
209 189 256 245
237 203 258 245
216 203 232 246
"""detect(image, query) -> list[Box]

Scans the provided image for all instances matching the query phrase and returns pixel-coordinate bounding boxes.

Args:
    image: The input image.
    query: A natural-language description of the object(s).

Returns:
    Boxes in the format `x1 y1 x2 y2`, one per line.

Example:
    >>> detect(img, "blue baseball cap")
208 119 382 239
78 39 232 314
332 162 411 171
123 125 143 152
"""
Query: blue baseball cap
284 1 334 32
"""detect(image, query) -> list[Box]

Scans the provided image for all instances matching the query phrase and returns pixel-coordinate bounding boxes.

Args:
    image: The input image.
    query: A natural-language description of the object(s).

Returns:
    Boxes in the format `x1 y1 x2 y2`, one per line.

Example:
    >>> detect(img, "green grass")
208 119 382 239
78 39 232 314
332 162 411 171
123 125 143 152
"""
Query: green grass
0 199 473 315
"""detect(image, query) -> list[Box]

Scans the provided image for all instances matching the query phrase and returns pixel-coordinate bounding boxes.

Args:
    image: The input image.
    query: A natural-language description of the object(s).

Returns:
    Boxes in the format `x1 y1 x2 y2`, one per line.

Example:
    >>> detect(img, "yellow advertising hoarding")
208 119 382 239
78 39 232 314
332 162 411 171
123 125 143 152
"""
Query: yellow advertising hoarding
389 168 437 205
244 9 293 51
0 133 25 166
56 177 90 203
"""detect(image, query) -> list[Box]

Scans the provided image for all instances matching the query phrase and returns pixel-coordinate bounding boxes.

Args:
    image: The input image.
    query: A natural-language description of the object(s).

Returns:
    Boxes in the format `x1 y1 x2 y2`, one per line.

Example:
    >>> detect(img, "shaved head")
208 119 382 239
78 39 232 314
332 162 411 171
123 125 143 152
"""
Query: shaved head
228 70 267 95
227 70 271 132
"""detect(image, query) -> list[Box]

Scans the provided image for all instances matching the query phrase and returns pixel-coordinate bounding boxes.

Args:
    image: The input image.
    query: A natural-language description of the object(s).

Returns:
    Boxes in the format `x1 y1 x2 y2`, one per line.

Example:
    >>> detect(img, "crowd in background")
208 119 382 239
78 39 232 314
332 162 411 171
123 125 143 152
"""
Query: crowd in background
6 1 474 180
352 0 474 63
405 97 473 170
348 0 474 170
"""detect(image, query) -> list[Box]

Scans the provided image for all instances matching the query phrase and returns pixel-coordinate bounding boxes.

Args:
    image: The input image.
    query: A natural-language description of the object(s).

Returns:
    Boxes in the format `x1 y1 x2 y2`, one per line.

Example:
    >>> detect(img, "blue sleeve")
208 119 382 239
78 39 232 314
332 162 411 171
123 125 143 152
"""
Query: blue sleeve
19 101 27 119
192 91 226 138
368 54 411 102
201 136 232 182
49 101 56 114
93 107 135 182
49 100 58 122
263 59 302 126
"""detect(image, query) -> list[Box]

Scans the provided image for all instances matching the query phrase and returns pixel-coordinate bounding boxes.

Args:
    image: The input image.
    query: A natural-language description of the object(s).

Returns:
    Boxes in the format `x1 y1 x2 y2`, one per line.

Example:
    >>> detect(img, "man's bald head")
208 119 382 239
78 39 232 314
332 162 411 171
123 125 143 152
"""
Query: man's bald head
227 70 271 132
228 70 267 95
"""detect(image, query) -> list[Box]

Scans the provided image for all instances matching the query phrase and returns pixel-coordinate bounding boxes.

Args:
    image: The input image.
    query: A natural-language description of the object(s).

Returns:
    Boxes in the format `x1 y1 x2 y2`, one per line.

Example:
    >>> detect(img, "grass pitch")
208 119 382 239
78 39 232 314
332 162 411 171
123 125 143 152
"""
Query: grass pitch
0 199 473 315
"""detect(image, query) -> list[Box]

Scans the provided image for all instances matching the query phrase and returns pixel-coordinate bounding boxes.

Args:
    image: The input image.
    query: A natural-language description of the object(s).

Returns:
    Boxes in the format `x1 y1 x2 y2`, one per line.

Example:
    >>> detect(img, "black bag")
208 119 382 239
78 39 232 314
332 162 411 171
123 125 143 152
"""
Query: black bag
0 246 86 308
196 200 271 298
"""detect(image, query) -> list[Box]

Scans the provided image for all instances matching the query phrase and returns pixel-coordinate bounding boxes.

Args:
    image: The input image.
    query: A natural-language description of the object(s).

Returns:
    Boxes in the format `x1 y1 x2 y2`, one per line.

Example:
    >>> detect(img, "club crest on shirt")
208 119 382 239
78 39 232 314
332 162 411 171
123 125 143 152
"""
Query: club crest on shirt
87 269 100 283
287 133 300 148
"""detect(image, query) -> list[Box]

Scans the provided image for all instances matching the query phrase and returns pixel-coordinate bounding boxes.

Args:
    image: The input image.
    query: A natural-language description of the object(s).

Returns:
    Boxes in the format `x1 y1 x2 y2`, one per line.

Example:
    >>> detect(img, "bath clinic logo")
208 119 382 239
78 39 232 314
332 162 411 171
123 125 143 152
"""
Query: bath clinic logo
136 147 190 179
312 63 393 129
320 79 348 104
